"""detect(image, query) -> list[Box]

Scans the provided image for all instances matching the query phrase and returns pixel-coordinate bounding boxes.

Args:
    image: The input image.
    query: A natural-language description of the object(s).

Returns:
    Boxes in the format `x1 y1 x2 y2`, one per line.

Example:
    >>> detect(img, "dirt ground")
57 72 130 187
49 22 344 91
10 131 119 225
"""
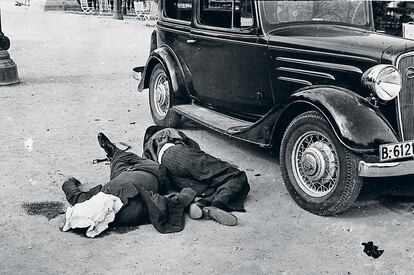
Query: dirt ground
1 2 414 274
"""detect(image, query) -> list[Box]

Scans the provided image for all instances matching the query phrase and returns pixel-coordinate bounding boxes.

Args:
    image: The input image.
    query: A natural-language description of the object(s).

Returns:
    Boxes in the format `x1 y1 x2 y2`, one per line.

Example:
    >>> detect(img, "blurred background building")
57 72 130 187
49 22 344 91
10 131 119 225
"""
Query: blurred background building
40 0 414 38
374 1 414 36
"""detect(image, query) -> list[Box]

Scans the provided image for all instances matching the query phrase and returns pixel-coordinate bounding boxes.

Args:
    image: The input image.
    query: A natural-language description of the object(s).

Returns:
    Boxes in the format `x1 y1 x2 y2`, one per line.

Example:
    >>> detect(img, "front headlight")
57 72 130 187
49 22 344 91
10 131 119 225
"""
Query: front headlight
361 65 402 101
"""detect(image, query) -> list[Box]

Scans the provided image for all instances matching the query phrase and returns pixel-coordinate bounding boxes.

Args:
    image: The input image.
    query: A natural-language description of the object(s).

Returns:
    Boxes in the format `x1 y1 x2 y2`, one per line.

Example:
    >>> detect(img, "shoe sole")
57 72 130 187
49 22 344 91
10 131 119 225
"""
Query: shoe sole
177 188 197 207
205 206 237 226
189 203 203 219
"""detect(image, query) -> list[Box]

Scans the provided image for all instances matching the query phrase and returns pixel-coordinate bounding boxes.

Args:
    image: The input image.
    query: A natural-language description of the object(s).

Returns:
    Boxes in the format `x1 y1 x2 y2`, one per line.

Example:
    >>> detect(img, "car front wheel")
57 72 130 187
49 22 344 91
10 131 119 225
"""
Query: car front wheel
149 63 181 127
280 111 363 216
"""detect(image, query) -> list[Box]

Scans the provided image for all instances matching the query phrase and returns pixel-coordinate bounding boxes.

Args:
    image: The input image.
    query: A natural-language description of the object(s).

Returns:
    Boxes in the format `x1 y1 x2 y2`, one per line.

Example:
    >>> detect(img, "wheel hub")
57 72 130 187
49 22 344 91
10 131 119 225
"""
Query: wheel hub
156 84 167 105
300 146 326 181
153 74 170 117
292 133 339 197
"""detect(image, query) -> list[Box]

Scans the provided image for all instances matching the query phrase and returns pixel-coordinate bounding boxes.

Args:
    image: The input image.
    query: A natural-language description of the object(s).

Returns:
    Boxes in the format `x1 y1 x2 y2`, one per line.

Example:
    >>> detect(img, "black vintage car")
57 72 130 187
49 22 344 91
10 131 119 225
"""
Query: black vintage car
134 0 414 216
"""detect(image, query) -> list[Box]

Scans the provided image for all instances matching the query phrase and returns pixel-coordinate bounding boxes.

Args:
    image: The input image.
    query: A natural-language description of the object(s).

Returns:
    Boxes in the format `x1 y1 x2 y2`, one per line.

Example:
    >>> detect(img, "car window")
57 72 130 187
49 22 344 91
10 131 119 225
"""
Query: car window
198 0 254 30
164 0 192 22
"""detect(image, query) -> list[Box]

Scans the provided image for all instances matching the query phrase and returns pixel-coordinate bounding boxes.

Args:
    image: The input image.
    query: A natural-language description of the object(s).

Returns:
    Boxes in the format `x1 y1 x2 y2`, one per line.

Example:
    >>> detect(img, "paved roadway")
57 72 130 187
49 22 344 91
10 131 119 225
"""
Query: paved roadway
0 2 413 274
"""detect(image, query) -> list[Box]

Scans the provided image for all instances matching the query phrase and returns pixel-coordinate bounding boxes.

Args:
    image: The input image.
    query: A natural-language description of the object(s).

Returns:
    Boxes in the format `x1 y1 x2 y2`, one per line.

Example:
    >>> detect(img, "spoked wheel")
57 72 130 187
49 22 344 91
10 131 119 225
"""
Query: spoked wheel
149 63 181 127
280 111 363 216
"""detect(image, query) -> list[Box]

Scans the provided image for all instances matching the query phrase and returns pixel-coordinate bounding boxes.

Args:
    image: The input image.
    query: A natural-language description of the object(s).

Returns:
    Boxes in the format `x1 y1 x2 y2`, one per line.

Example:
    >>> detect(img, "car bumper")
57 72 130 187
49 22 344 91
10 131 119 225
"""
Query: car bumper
358 159 414 177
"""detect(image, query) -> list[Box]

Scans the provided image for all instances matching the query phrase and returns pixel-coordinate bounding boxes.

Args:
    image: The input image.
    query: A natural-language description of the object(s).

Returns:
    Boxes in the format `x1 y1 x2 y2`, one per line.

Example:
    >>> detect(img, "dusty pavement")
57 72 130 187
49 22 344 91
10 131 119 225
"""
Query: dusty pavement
1 1 414 274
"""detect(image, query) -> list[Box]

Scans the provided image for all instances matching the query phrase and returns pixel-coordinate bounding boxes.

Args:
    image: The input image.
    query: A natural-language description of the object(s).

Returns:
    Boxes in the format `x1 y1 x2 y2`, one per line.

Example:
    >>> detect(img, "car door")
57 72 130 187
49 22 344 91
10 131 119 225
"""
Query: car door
185 0 263 117
158 0 194 93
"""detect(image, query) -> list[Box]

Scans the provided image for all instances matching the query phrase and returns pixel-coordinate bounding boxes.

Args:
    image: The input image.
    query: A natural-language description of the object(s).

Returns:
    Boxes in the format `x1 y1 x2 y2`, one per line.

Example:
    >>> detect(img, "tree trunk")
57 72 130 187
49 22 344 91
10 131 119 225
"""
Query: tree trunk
122 0 127 15
113 0 123 20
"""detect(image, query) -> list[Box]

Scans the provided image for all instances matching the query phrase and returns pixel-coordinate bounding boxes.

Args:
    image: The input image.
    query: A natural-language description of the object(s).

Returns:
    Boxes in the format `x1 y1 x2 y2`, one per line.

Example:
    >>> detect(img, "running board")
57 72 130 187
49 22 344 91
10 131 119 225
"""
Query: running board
173 104 253 134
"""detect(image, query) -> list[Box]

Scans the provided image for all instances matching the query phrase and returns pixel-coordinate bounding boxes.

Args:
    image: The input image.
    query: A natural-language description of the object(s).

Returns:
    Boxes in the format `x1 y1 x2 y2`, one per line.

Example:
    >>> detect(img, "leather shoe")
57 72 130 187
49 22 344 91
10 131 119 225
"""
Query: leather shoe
97 132 116 158
62 177 82 206
204 206 237 226
167 188 197 207
176 188 197 207
189 203 203 219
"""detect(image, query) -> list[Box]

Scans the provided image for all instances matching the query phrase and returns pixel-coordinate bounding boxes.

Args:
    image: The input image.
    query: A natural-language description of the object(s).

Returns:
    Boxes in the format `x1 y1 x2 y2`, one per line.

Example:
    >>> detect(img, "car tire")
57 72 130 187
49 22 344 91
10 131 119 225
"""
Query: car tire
280 110 363 216
148 63 181 127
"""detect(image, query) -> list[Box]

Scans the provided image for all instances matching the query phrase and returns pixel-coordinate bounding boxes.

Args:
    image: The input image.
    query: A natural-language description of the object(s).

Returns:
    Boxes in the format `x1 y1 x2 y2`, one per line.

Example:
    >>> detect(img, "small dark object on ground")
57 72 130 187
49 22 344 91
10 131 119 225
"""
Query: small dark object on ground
15 0 29 6
254 174 261 177
362 241 384 259
129 122 136 125
22 201 65 220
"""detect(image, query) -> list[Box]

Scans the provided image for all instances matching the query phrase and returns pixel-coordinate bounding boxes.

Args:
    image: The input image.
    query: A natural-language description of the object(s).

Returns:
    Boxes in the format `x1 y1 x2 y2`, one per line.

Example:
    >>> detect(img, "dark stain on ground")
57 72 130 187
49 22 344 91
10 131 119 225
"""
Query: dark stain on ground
21 201 66 220
22 202 143 237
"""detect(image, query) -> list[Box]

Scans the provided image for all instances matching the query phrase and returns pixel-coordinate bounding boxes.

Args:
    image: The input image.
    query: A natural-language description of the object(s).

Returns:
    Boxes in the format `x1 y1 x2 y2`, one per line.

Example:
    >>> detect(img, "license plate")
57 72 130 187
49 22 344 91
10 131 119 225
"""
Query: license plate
380 140 414 162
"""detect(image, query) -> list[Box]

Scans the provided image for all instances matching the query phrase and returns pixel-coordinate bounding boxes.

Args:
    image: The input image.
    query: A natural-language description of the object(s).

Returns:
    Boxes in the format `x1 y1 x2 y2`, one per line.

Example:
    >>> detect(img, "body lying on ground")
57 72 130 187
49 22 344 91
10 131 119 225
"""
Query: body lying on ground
61 129 250 237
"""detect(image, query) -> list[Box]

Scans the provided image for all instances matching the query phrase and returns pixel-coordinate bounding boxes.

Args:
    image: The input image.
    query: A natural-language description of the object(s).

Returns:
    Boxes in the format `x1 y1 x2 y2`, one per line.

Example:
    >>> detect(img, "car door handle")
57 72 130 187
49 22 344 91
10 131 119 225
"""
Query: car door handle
186 39 197 44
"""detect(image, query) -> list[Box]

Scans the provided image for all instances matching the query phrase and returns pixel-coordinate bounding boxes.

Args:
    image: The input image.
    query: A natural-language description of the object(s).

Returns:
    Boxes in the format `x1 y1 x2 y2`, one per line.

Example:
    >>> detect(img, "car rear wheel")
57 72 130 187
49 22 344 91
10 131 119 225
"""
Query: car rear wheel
149 63 181 127
280 110 363 216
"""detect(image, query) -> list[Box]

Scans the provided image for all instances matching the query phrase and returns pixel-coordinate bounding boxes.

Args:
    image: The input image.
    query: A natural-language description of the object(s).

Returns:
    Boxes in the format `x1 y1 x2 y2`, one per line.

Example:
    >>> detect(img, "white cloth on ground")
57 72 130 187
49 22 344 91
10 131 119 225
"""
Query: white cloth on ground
62 192 123 238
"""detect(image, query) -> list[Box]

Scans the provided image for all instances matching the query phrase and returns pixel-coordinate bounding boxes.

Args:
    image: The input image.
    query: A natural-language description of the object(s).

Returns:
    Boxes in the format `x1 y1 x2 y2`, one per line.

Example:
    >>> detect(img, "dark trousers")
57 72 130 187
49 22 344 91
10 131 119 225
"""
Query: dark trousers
161 144 250 212
65 148 188 233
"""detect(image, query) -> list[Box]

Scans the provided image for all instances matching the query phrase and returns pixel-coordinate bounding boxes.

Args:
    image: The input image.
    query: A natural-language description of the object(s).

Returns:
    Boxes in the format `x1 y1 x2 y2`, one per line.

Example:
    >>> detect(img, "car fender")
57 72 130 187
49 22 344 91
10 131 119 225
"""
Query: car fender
277 85 399 153
137 46 186 99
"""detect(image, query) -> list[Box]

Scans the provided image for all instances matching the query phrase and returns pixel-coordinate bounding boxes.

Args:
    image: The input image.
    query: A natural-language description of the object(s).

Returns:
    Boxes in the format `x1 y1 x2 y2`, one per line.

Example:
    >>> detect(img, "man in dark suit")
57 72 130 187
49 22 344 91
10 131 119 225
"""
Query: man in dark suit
62 133 196 234
143 126 251 226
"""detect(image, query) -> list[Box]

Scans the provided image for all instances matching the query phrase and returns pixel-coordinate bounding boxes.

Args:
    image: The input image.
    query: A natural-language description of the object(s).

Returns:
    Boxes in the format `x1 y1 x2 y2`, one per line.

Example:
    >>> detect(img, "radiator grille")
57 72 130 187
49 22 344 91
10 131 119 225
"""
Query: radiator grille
397 54 414 141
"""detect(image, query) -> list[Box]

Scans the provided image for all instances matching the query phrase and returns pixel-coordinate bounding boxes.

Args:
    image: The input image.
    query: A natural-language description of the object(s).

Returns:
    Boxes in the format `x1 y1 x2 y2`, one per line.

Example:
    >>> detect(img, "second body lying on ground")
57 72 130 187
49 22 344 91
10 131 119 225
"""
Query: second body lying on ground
142 126 250 216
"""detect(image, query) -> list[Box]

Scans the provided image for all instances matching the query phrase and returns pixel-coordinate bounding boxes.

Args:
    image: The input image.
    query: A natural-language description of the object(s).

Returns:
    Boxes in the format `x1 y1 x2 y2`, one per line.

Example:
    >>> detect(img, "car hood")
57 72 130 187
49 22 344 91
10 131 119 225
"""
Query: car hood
267 25 414 64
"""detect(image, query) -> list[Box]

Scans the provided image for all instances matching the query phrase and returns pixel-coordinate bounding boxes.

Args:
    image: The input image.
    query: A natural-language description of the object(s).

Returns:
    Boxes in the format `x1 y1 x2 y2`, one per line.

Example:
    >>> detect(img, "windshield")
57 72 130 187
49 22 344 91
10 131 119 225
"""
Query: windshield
258 0 372 34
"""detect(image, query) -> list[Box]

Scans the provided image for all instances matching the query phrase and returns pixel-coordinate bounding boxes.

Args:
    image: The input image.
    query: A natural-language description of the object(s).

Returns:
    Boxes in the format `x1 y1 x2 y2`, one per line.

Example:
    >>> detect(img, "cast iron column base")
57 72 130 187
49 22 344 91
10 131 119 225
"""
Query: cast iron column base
0 50 19 86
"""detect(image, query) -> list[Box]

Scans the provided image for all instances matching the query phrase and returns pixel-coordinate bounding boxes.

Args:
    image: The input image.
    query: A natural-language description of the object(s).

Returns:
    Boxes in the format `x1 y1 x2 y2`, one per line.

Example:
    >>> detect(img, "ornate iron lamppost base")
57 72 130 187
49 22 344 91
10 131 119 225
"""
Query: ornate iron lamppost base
0 49 19 86
0 8 19 86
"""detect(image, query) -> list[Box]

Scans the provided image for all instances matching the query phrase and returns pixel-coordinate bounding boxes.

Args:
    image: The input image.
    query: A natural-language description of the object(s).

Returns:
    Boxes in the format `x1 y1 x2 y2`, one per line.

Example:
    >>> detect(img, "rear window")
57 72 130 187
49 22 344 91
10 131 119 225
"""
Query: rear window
164 0 192 22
